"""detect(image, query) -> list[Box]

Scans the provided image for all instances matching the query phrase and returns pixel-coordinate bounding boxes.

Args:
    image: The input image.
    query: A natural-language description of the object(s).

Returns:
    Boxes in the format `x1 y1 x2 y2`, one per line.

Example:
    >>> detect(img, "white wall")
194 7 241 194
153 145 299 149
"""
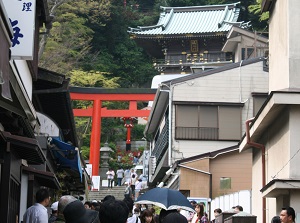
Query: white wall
172 140 237 159
269 0 300 91
14 60 33 100
211 190 252 220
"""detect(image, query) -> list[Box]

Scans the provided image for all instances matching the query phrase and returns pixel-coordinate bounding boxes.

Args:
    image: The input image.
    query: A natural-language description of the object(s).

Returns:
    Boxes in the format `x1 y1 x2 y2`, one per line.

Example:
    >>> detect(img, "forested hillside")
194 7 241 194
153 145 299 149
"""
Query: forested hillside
40 0 266 89
39 0 266 157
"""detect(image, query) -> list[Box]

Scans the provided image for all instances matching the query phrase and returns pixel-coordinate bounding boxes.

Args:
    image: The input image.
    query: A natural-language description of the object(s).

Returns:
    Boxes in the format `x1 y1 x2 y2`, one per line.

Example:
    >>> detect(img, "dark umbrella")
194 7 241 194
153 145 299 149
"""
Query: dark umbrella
135 188 195 212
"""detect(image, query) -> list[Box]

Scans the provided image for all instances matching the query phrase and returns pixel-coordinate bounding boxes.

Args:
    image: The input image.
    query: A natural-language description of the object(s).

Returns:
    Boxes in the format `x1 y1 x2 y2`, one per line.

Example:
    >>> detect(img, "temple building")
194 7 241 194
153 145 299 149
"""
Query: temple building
128 2 249 74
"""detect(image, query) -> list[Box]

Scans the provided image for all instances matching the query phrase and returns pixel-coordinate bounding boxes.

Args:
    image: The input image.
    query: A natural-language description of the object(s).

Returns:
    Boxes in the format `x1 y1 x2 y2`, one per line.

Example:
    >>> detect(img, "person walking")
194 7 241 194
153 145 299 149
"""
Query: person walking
57 195 99 223
271 216 280 223
117 166 125 186
99 199 129 223
23 188 51 223
191 203 208 223
280 207 296 223
135 179 143 200
48 201 59 223
163 212 188 223
124 182 133 199
141 209 155 223
131 173 137 198
106 168 115 189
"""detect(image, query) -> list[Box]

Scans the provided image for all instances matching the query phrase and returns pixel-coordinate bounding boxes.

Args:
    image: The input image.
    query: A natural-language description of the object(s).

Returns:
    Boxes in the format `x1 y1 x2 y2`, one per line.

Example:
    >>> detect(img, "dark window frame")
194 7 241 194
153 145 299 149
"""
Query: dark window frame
175 104 241 140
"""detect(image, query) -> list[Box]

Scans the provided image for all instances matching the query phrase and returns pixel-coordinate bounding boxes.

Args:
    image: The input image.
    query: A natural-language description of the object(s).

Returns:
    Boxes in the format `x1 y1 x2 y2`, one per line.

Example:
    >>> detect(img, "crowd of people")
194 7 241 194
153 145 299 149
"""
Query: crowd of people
22 188 297 223
106 166 146 200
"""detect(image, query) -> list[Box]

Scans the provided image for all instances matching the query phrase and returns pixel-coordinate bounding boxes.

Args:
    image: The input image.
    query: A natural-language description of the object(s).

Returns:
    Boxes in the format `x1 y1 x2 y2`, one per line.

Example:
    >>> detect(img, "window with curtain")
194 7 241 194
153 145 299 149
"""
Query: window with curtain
175 104 241 140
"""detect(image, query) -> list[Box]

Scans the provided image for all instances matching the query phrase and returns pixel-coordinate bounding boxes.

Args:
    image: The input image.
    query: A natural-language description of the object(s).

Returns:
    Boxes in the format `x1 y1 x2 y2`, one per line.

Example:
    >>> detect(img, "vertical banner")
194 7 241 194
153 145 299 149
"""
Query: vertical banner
143 150 150 177
91 176 101 191
2 0 36 59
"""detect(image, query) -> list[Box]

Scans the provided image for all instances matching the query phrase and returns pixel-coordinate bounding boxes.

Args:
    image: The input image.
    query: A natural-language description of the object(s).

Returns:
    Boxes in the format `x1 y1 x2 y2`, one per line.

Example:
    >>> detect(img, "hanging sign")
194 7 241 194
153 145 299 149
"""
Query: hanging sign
2 0 36 59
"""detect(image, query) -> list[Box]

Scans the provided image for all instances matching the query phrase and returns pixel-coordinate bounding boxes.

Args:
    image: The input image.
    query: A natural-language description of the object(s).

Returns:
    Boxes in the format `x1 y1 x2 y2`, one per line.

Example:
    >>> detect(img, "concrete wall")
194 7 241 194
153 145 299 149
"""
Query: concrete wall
116 141 148 151
252 108 290 223
172 140 237 160
269 0 300 91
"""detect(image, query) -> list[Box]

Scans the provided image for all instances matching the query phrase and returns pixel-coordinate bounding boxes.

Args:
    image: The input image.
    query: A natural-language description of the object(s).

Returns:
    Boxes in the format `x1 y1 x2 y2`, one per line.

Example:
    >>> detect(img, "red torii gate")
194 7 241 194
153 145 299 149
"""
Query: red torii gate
70 87 156 176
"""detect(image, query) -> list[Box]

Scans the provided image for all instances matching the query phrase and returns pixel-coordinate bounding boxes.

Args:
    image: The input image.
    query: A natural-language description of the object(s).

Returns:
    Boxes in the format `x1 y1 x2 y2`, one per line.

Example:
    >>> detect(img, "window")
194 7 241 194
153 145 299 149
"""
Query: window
175 105 241 140
220 177 231 190
241 48 254 60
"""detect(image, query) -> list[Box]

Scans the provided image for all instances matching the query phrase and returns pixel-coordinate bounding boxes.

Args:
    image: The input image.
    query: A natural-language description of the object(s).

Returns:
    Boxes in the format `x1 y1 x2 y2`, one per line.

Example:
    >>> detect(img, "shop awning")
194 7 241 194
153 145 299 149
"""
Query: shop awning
50 137 82 182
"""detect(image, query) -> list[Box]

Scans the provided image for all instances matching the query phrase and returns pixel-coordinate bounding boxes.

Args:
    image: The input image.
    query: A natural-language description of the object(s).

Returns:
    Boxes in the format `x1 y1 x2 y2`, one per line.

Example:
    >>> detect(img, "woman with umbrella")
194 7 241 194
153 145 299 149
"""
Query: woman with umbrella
191 203 208 223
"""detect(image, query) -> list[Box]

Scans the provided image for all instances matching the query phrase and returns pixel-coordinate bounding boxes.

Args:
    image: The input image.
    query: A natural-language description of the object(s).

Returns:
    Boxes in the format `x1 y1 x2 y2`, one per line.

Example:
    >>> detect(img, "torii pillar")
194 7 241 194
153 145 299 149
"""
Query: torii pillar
90 99 102 176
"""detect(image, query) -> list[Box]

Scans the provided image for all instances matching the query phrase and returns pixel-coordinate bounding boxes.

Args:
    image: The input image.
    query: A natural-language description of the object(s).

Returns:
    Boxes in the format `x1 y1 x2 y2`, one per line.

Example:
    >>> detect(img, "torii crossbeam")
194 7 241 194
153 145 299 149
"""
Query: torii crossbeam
70 87 156 176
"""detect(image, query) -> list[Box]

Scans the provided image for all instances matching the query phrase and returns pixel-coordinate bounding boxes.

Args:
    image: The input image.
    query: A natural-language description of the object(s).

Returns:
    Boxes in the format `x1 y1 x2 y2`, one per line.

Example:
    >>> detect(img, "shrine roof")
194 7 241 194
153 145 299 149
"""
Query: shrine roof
128 2 243 38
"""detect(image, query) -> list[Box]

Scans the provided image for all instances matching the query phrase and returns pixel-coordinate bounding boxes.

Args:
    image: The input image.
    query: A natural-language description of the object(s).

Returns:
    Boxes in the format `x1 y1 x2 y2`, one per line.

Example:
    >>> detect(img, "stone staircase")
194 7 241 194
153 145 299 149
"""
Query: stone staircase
88 185 126 201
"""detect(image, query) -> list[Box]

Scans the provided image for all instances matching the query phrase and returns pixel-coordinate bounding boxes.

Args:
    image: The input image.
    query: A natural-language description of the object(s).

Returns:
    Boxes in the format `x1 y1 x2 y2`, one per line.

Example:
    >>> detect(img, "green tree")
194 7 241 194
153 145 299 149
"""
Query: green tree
248 0 269 21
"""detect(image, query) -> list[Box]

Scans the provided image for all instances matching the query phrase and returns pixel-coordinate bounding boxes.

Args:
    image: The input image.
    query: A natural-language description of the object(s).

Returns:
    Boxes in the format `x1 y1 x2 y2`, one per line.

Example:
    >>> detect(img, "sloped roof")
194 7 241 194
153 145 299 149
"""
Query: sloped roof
129 2 242 37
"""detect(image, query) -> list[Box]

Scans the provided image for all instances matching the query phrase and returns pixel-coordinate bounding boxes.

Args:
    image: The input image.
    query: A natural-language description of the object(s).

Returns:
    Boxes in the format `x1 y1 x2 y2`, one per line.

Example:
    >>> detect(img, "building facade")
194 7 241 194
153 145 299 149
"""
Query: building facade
145 57 269 198
239 1 300 223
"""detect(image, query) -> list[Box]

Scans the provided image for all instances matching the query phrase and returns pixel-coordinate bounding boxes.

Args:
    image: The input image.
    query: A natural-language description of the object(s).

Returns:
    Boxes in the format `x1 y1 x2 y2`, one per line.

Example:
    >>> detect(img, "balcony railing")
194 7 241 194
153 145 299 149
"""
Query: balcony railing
175 127 219 140
154 52 232 66
152 120 169 163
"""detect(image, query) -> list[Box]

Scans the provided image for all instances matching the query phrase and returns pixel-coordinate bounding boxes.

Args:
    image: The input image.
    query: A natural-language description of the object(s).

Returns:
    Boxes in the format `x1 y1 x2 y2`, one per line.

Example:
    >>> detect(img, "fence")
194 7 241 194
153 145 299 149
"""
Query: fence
210 190 252 220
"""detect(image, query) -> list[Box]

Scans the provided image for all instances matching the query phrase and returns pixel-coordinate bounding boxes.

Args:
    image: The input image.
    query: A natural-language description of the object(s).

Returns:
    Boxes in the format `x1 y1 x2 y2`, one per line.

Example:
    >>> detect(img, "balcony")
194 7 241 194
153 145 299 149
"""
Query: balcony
154 51 233 72
175 127 219 140
152 120 169 164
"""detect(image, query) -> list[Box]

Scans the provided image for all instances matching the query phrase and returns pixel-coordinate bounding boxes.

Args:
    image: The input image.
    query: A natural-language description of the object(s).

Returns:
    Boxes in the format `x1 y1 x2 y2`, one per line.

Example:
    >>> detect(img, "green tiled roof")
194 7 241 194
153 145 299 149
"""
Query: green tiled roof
128 2 242 37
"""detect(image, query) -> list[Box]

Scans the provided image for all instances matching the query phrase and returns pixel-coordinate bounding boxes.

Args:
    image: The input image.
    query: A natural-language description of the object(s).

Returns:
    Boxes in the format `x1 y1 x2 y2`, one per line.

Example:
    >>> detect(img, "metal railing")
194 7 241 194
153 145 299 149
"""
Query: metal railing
175 127 219 140
154 52 232 65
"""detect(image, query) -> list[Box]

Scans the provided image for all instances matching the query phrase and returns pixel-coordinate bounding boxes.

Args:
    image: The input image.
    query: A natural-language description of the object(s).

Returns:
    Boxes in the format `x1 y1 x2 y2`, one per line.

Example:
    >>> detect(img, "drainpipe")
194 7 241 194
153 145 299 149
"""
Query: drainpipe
245 118 266 223
168 84 173 167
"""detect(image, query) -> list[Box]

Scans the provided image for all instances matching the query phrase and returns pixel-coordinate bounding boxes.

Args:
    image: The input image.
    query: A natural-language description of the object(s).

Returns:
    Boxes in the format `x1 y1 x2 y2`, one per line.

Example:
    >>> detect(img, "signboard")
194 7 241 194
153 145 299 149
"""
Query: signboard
2 0 36 59
143 150 150 177
91 176 100 191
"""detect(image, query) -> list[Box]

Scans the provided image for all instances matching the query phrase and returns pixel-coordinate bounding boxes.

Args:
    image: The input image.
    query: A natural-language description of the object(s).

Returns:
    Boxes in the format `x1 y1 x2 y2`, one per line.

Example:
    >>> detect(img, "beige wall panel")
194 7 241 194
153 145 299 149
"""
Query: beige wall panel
180 168 210 197
210 150 252 198
184 158 210 172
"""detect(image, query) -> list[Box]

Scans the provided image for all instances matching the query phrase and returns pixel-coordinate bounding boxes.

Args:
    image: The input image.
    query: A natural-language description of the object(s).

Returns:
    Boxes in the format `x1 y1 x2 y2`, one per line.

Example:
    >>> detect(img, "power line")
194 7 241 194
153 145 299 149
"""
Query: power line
271 147 300 179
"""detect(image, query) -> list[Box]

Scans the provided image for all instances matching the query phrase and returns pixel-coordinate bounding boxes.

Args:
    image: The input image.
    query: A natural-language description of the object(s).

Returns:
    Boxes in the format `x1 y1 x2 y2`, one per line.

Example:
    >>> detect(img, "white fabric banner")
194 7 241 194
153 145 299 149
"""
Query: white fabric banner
91 176 100 191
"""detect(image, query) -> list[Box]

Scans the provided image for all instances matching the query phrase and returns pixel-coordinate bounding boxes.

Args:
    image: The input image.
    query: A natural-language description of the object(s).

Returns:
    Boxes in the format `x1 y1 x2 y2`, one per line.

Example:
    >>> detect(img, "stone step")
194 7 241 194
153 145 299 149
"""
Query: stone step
88 186 126 201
